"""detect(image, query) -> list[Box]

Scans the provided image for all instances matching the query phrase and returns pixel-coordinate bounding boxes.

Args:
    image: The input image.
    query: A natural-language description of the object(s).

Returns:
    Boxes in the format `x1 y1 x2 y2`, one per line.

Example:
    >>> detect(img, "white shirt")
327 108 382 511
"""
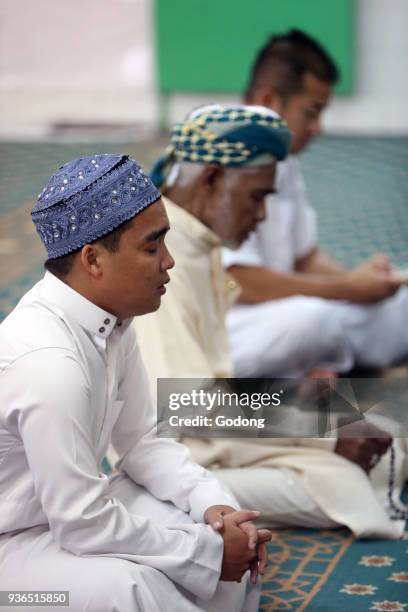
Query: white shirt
222 156 318 272
0 272 236 599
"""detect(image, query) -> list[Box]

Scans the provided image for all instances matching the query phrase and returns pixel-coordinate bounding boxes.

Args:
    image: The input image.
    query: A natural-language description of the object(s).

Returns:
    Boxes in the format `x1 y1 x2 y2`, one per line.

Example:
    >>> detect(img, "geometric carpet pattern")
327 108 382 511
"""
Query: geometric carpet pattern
260 523 408 611
260 528 354 611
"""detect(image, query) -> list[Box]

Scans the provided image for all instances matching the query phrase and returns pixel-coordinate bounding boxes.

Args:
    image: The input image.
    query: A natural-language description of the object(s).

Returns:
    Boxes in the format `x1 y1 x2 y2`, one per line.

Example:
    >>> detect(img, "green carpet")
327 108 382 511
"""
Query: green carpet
260 519 408 611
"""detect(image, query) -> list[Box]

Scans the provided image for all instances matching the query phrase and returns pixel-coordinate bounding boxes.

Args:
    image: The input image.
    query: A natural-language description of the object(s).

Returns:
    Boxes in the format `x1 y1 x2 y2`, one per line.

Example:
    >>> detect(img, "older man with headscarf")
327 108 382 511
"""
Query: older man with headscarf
134 103 291 378
134 105 407 541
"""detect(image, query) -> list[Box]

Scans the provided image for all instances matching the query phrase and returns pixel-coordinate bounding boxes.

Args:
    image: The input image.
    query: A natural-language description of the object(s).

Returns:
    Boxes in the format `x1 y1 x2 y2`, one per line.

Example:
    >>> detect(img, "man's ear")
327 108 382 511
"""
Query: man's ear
251 87 285 115
200 164 224 194
79 244 104 278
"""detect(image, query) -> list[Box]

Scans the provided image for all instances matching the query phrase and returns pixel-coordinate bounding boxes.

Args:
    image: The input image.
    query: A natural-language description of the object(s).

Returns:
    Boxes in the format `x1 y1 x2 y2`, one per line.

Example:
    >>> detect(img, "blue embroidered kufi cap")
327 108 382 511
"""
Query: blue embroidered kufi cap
32 154 161 259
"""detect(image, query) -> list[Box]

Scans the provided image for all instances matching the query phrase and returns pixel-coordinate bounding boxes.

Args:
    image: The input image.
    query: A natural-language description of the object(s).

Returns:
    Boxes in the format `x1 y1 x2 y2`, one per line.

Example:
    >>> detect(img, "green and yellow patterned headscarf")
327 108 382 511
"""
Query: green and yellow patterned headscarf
150 104 291 188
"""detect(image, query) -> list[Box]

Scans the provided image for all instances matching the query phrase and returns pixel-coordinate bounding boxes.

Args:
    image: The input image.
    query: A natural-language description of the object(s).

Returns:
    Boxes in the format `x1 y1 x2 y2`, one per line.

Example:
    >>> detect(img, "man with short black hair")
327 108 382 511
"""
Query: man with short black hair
0 154 270 611
223 28 408 377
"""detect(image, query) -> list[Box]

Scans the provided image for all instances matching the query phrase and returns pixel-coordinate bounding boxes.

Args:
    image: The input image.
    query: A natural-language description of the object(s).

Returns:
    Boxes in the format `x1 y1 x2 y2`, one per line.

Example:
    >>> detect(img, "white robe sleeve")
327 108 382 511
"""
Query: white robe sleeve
112 328 238 521
12 349 225 601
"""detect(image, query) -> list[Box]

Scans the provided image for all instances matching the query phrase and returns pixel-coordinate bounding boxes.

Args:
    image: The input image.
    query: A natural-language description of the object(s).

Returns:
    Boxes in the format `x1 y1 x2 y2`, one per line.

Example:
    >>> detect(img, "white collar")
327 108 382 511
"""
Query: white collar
39 272 131 340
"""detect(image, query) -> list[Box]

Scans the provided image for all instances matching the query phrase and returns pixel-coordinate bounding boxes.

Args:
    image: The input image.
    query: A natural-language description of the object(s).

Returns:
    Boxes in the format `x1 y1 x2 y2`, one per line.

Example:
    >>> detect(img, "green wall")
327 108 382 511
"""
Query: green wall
155 0 354 95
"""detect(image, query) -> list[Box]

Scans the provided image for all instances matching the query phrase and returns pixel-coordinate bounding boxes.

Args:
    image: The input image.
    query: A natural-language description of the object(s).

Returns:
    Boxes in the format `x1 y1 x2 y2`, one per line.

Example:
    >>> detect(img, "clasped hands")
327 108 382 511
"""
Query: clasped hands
204 505 271 584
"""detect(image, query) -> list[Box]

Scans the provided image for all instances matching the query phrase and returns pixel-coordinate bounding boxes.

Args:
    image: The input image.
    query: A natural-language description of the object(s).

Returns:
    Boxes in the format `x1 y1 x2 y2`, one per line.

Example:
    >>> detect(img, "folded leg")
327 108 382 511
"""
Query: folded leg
0 475 258 612
0 525 201 612
214 467 339 529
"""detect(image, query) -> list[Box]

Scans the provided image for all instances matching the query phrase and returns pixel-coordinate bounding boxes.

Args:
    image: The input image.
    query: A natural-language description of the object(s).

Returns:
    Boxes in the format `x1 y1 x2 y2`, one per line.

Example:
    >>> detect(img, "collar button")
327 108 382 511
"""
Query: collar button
99 326 105 333
104 318 111 325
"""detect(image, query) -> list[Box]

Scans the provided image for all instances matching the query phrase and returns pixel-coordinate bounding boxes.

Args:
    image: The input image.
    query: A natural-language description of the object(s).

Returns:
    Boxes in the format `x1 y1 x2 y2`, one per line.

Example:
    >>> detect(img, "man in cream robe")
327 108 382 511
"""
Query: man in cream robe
135 107 407 541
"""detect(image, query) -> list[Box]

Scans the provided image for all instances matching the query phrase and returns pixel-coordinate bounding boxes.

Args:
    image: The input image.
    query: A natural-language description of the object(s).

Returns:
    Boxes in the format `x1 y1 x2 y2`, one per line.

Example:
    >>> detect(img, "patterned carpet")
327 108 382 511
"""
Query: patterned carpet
1 137 407 610
301 137 408 268
260 518 408 611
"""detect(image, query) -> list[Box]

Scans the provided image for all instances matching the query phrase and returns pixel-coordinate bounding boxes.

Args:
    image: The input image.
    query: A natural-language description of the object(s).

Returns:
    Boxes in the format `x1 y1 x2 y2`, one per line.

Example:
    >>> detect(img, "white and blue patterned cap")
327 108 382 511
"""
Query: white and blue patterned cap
150 104 291 188
32 154 161 259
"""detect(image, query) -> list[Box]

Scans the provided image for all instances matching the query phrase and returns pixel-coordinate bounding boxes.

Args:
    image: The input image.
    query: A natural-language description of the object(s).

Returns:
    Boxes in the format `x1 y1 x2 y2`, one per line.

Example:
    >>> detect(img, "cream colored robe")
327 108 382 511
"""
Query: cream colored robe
134 198 407 539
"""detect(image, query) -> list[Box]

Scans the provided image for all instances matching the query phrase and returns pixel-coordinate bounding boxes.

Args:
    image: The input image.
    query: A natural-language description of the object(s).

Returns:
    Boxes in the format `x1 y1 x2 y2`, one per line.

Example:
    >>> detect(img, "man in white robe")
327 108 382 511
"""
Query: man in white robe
223 28 408 378
0 154 271 611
